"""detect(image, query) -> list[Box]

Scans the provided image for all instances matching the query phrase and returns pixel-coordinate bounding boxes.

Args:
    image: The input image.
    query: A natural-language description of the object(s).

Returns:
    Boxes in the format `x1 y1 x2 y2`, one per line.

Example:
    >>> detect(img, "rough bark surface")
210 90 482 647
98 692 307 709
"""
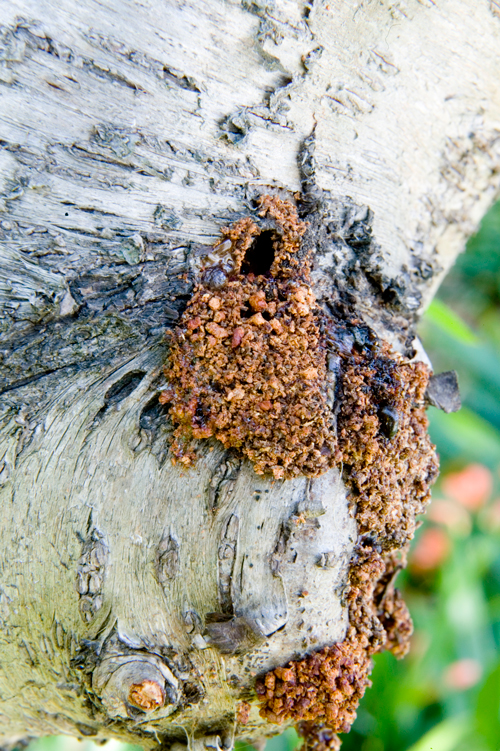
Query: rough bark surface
1 0 500 749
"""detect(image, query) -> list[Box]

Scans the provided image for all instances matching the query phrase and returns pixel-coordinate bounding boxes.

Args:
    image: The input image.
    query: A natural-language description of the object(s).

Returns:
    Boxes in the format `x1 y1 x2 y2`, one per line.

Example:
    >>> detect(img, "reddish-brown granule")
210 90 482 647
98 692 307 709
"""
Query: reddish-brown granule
161 195 439 748
256 628 372 731
337 344 439 548
237 701 252 725
160 196 337 479
256 341 438 747
297 722 342 751
255 547 406 733
128 679 165 711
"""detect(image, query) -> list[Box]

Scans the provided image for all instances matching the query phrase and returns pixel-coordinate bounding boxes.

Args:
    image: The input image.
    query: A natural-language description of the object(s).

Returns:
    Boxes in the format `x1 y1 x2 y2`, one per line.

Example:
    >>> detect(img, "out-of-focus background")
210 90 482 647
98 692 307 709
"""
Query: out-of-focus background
27 201 500 751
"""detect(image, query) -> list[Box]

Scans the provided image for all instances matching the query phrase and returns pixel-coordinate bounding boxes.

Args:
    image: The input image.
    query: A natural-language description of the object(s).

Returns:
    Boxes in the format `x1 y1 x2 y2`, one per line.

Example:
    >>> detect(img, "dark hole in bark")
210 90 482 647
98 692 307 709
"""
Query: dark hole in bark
183 682 204 703
378 405 400 439
75 723 98 737
381 286 399 304
105 370 146 405
140 394 169 432
241 230 276 276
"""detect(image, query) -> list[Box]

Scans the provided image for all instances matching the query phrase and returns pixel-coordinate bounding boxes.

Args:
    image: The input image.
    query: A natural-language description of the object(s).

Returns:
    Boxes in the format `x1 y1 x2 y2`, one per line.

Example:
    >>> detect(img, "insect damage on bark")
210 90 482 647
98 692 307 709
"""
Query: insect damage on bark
160 195 337 479
160 194 439 748
256 340 438 748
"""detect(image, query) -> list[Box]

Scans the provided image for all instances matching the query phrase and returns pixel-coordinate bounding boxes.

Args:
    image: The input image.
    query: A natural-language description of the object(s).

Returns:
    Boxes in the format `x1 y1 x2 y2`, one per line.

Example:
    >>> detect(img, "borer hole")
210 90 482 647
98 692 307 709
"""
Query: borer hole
105 370 146 405
140 395 170 431
241 230 277 276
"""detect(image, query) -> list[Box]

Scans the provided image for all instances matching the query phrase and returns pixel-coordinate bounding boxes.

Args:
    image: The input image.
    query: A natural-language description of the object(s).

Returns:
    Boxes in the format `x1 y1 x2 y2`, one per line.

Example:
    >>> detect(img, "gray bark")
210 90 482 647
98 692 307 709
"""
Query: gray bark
1 0 500 748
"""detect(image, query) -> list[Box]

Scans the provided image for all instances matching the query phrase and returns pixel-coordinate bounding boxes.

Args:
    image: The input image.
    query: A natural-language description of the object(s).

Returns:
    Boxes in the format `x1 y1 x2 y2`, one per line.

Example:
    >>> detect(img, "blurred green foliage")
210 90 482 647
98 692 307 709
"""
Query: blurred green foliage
29 202 500 751
27 738 142 751
341 199 500 751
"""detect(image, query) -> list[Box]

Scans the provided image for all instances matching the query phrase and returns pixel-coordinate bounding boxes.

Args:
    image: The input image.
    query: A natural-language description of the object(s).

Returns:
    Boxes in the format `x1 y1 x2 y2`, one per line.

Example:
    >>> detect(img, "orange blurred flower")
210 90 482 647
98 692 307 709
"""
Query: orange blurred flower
409 527 451 573
408 630 431 662
442 464 493 511
443 658 482 690
427 498 471 535
480 498 500 532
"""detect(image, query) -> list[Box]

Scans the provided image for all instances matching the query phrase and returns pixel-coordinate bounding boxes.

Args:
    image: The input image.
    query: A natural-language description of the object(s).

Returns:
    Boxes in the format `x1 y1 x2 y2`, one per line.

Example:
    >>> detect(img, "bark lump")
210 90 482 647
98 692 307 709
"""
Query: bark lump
160 196 337 479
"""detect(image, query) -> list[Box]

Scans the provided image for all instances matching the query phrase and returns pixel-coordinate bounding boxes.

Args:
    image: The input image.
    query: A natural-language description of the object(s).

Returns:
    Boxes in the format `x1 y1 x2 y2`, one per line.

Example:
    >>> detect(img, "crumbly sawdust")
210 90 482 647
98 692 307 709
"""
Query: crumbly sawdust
297 722 342 751
337 343 439 549
236 701 251 726
255 547 406 733
160 196 336 479
256 339 438 746
160 195 439 748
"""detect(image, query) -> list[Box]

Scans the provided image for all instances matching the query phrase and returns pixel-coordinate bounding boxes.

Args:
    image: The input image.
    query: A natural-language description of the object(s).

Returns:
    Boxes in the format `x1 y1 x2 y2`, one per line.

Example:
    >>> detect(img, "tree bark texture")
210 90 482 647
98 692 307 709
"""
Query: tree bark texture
1 0 500 749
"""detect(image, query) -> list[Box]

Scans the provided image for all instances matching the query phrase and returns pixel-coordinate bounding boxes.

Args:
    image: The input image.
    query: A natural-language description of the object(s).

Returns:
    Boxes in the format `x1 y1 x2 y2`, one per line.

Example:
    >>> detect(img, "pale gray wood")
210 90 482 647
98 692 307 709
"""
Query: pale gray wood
1 0 500 747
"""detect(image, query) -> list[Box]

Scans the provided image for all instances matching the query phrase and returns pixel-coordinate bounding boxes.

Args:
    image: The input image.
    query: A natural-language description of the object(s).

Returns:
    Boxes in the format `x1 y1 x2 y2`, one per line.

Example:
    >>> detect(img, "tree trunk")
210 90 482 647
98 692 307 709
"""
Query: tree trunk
1 1 500 749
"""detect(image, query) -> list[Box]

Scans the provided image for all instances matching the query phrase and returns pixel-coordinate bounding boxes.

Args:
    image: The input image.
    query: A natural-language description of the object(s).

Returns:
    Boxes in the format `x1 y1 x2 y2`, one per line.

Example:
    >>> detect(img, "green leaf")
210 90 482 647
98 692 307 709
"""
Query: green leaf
405 717 470 751
425 300 480 345
428 407 500 470
475 662 500 749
